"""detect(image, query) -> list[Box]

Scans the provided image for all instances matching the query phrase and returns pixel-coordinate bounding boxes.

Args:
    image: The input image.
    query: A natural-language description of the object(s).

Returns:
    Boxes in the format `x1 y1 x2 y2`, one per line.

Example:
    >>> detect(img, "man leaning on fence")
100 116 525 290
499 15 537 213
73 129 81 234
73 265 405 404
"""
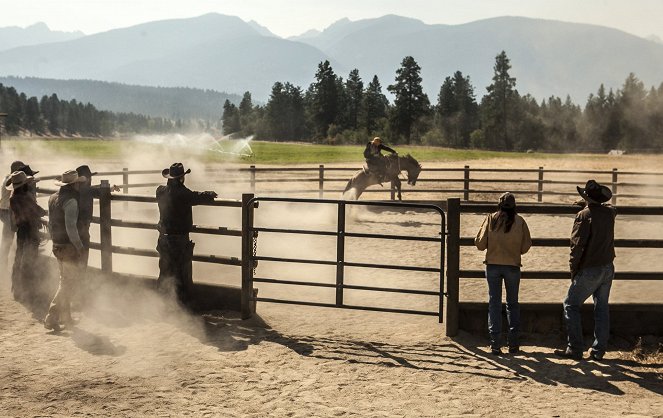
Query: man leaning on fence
44 170 88 331
0 160 27 271
156 163 217 309
555 180 616 361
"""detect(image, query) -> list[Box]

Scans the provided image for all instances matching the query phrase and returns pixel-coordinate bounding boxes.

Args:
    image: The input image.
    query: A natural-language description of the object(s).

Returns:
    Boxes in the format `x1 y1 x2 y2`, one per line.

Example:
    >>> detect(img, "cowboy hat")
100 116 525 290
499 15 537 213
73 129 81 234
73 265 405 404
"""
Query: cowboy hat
10 160 25 172
577 180 612 204
371 137 382 144
4 170 39 190
162 163 191 179
17 164 39 176
76 165 98 178
54 169 87 187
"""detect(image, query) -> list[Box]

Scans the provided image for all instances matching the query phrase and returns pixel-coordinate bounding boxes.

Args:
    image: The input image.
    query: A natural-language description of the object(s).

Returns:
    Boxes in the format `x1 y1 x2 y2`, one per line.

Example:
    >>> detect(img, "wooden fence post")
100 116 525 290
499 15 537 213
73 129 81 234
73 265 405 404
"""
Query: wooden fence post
538 167 544 202
336 202 346 307
99 180 113 274
122 168 129 195
463 166 470 201
318 164 324 199
250 165 256 193
241 193 255 319
445 198 461 337
612 168 618 205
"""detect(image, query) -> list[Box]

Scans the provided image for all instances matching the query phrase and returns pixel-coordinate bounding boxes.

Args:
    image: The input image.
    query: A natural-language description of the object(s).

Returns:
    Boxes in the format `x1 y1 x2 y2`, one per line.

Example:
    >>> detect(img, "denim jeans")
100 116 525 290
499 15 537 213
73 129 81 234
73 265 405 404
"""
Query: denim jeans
486 264 521 348
563 263 614 356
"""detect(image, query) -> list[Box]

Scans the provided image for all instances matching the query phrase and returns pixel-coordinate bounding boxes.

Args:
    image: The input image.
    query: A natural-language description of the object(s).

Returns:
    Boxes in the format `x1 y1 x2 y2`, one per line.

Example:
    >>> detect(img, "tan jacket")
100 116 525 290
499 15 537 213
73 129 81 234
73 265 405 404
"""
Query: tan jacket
475 212 532 266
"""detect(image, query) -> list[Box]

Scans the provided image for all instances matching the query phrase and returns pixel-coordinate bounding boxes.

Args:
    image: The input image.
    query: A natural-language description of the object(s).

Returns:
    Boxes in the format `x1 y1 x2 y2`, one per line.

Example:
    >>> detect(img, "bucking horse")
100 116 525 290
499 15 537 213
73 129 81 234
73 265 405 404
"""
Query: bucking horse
342 153 422 200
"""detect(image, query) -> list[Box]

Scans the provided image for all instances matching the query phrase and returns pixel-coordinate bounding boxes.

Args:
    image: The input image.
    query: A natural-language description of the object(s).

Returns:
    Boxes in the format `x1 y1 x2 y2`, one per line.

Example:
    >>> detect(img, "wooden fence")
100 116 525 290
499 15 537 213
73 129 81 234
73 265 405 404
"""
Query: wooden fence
104 166 663 205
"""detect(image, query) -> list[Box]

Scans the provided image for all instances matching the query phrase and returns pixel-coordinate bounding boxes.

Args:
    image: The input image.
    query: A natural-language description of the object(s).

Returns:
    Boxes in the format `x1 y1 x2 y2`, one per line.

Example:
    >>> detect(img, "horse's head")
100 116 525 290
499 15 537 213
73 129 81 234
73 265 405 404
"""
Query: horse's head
403 154 422 186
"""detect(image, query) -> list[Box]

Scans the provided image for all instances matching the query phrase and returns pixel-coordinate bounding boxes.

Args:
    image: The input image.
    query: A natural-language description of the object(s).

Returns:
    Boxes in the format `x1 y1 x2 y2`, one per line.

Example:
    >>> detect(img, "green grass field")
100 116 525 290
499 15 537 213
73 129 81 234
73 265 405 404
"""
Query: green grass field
2 137 592 165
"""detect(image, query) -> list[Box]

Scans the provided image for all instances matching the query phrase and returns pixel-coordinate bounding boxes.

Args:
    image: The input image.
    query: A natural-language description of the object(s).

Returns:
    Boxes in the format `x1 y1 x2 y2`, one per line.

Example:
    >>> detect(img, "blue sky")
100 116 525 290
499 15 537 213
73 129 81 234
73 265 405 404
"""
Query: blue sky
2 0 662 41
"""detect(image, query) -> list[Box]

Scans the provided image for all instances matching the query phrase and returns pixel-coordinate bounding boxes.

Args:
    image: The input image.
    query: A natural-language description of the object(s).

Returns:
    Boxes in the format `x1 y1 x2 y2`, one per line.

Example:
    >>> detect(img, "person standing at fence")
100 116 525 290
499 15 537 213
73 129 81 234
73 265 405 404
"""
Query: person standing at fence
555 180 616 361
44 170 87 331
156 163 217 309
75 165 120 268
0 160 26 271
475 192 532 355
5 170 47 303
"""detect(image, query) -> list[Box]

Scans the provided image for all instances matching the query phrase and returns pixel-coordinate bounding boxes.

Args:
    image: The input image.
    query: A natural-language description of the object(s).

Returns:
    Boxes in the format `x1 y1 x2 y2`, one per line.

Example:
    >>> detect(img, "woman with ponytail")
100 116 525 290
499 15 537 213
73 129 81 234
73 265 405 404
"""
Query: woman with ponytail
475 192 532 355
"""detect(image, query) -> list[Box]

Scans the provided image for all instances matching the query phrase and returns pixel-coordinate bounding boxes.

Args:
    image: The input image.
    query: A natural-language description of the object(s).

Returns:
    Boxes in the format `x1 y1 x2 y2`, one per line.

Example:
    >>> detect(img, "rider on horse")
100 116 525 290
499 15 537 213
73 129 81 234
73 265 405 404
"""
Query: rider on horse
363 137 397 181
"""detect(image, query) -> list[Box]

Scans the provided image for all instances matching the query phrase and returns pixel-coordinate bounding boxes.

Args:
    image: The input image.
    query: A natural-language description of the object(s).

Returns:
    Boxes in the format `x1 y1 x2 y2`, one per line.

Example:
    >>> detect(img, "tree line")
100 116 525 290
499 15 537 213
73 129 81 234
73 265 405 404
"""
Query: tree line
223 51 663 152
0 84 208 137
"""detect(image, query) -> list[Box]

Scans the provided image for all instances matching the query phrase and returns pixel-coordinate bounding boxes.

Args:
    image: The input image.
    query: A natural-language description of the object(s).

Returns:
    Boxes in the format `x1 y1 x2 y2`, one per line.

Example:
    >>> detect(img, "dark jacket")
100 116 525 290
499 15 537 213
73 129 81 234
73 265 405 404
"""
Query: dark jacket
569 203 617 274
10 189 46 232
156 180 216 235
48 187 81 245
364 142 396 160
78 183 102 225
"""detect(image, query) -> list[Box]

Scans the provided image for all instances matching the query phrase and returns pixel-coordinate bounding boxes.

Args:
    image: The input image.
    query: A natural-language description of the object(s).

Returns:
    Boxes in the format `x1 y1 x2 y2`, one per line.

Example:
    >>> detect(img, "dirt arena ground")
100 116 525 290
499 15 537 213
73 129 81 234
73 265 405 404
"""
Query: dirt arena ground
1 147 662 416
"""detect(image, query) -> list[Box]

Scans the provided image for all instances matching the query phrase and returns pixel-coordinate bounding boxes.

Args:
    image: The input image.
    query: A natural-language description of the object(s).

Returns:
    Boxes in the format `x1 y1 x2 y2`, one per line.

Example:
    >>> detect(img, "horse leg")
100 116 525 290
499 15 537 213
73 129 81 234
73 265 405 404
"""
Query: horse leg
394 178 402 200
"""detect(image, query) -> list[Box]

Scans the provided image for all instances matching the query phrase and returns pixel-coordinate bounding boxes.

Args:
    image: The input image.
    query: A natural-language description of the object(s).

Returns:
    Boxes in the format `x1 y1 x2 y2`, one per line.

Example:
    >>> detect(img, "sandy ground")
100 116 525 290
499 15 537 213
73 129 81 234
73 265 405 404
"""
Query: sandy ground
1 147 663 416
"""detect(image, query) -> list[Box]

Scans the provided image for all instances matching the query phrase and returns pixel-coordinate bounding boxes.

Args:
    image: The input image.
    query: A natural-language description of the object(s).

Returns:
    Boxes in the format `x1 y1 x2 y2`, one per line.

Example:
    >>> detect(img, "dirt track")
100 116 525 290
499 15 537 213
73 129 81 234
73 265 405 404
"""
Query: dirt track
1 150 662 416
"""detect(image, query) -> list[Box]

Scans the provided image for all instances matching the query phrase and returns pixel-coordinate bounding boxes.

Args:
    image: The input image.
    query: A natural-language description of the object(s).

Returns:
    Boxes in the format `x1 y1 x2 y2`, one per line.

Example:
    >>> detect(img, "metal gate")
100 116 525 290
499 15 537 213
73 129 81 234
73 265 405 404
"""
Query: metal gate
240 197 445 321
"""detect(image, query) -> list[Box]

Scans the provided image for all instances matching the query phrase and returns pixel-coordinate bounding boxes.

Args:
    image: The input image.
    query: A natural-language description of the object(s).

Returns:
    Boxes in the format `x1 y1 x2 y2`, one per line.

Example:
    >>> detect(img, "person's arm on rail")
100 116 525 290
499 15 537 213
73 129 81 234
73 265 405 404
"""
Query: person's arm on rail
474 214 489 251
63 199 84 253
521 218 532 254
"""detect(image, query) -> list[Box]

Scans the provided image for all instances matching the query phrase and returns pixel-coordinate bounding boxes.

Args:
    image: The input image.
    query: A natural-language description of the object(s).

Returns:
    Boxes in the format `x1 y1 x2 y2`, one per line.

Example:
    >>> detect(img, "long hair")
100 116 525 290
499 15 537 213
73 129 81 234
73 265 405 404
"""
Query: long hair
490 205 516 233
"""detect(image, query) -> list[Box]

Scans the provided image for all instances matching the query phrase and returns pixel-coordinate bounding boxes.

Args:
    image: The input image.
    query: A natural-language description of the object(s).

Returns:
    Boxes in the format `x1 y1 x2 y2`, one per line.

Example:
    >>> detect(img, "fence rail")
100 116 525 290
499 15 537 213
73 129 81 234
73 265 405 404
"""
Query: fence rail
72 166 663 205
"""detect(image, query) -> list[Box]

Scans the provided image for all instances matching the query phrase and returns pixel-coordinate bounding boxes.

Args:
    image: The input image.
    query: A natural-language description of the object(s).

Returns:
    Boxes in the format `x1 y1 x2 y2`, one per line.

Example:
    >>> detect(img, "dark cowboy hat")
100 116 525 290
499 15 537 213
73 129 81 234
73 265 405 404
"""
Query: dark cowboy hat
17 164 39 176
162 163 191 179
498 192 516 209
10 160 25 172
577 180 612 203
76 165 98 178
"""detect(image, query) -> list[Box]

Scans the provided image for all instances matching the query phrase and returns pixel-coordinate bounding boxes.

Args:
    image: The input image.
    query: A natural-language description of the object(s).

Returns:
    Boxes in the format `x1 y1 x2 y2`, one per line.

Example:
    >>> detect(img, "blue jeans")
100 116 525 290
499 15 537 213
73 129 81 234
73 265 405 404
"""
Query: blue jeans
486 264 521 348
563 263 614 356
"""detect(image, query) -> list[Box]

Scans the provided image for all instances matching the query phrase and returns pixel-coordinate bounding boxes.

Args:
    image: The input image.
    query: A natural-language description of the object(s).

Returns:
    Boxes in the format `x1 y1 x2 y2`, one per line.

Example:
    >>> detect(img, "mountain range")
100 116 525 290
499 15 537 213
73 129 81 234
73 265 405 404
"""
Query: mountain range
1 13 663 109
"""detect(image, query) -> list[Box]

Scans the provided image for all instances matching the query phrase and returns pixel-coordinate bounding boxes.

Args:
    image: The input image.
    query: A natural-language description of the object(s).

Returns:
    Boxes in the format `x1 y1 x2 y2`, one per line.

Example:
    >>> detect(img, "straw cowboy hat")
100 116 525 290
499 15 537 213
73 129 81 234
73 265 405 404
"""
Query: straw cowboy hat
371 137 382 145
54 169 87 187
4 170 39 190
577 179 612 203
162 163 191 179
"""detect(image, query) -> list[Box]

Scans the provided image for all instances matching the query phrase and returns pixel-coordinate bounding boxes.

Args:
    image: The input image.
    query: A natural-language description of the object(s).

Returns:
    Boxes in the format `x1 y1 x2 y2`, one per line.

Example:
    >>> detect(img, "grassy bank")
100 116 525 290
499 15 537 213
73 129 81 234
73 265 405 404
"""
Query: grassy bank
2 137 597 165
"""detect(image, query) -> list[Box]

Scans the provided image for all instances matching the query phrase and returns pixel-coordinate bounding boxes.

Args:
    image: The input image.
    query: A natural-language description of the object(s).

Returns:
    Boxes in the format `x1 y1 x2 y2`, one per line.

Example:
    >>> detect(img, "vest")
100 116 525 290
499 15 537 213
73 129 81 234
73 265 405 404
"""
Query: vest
48 187 80 245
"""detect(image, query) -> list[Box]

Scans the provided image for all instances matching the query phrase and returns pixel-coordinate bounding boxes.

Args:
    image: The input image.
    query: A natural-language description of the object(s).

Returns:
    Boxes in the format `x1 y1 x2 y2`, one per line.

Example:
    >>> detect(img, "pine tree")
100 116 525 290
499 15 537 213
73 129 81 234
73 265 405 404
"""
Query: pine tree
480 51 518 150
362 75 389 134
387 56 430 144
307 60 341 138
344 69 364 130
436 71 479 148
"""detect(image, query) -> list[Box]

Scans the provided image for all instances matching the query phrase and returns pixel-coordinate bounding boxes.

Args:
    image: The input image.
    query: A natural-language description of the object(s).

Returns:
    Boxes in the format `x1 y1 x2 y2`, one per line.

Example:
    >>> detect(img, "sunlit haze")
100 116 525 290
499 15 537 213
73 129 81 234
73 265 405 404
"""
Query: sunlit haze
1 0 662 41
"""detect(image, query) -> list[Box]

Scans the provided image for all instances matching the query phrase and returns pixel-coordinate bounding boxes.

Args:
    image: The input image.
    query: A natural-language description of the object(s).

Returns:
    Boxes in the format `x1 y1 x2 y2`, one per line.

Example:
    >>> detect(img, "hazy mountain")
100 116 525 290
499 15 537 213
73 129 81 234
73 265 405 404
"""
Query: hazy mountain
0 76 241 120
297 15 663 103
0 13 337 102
0 22 83 52
2 14 663 106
